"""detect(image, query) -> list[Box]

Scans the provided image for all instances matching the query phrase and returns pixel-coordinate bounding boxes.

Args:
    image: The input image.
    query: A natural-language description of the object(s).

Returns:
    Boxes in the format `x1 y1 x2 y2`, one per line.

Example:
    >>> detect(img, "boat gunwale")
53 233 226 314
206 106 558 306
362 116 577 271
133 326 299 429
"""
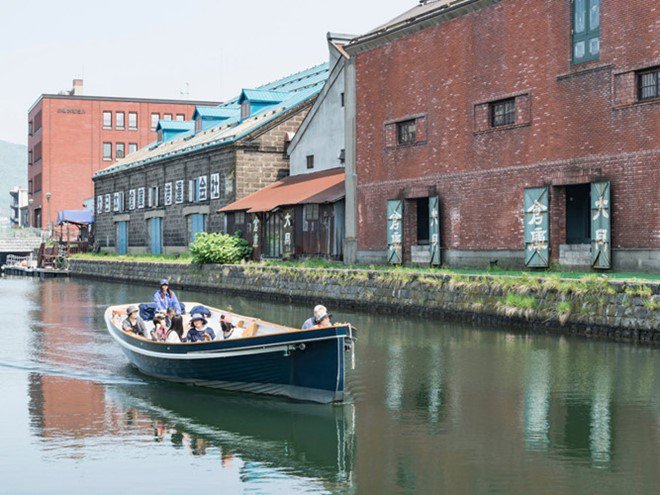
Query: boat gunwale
105 302 354 351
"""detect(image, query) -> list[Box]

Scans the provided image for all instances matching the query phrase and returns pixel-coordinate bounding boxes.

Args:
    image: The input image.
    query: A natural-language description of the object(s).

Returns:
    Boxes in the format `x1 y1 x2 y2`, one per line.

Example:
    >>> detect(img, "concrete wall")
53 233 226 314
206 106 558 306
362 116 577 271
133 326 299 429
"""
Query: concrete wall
288 57 346 176
69 259 660 344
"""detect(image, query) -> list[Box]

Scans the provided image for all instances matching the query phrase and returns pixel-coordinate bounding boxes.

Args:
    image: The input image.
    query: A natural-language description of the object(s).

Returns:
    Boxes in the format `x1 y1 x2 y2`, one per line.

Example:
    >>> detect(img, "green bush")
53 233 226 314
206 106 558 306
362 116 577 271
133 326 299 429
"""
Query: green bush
189 232 252 265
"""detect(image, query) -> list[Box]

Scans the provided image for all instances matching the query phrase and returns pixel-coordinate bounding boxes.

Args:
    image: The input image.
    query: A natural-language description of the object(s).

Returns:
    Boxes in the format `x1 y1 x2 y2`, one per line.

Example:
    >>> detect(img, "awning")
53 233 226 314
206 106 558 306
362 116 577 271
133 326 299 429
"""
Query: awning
220 168 345 213
56 209 94 226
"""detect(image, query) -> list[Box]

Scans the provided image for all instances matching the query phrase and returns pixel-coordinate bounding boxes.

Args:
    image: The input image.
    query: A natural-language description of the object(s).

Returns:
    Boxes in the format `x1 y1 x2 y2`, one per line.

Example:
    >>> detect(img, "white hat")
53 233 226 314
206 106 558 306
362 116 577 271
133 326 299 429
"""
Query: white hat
314 305 328 321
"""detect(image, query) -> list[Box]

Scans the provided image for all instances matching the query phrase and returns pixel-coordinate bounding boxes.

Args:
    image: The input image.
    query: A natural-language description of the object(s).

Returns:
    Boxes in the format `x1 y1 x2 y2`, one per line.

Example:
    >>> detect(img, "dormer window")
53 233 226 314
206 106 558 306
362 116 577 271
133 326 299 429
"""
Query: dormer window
241 101 250 120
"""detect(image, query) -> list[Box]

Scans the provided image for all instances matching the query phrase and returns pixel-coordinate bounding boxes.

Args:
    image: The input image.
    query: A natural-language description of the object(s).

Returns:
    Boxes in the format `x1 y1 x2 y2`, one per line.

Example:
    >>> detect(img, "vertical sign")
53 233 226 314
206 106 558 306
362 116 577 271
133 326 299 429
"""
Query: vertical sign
128 189 136 210
104 194 111 213
210 173 220 199
282 208 294 259
591 181 611 269
174 180 184 204
429 196 441 266
524 186 549 267
387 199 403 265
198 175 208 201
188 180 195 203
164 183 173 206
96 195 103 214
147 187 153 208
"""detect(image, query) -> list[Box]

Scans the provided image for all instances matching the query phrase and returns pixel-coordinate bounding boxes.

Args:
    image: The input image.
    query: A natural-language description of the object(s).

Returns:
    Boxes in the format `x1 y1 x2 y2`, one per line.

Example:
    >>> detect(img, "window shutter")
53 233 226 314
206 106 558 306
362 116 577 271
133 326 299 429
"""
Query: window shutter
387 199 403 265
524 186 549 267
591 181 611 269
188 180 195 203
429 196 441 266
118 191 124 212
147 187 153 208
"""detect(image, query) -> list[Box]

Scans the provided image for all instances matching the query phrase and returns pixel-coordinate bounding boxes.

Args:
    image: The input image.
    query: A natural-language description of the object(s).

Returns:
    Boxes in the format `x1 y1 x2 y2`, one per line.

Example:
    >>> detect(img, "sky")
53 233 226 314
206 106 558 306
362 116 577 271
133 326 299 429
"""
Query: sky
0 0 410 145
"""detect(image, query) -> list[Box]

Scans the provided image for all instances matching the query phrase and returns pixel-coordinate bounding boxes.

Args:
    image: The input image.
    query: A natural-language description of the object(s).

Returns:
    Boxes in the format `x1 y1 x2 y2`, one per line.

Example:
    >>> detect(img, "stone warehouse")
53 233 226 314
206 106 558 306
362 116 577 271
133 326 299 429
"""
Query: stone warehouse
93 64 329 254
344 0 659 271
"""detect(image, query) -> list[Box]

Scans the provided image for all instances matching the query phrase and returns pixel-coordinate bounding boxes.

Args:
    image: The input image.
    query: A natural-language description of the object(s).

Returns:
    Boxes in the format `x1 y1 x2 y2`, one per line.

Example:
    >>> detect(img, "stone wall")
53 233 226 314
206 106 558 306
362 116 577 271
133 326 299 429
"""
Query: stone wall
69 259 659 344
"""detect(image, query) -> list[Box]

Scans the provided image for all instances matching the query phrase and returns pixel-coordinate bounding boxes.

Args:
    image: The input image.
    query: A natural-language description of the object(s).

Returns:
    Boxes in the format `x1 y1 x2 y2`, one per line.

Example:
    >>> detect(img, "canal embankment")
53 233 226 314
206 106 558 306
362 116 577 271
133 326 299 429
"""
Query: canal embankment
68 259 660 344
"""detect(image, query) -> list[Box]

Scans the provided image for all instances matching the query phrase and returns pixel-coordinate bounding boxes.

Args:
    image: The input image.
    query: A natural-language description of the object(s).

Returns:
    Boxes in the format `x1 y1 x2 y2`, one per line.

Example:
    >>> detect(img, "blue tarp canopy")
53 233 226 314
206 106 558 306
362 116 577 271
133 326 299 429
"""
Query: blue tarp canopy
56 210 94 226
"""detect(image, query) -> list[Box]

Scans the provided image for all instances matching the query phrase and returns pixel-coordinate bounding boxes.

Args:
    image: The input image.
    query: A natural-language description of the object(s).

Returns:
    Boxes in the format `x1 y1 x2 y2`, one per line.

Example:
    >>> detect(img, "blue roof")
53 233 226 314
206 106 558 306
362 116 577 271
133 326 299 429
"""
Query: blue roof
95 63 330 177
192 106 240 120
155 120 195 132
238 89 290 104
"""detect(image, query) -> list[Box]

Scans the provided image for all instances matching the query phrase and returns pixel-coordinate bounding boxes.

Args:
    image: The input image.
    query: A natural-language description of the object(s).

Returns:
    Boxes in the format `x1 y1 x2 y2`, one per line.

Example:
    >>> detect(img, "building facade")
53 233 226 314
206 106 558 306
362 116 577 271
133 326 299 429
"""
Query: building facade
222 34 352 260
27 79 218 230
344 0 659 271
9 186 28 227
92 65 329 255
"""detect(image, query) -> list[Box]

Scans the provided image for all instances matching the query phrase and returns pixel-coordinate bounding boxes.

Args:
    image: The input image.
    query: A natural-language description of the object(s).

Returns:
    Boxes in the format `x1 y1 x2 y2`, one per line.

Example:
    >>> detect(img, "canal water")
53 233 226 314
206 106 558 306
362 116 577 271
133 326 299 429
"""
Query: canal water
0 277 658 494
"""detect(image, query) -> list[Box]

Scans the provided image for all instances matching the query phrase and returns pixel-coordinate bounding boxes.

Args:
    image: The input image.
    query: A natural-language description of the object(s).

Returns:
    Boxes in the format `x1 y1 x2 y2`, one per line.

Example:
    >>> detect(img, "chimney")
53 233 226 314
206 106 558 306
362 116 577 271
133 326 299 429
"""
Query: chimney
72 79 83 95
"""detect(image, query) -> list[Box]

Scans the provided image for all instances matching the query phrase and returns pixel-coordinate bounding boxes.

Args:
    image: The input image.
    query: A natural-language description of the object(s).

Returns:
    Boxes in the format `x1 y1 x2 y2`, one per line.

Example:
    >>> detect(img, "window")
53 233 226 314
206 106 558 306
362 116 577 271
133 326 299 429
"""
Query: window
28 150 33 165
116 112 125 129
34 173 42 192
638 68 660 100
176 113 185 121
304 204 319 221
116 142 125 159
103 111 112 129
241 101 250 120
397 119 416 145
341 92 345 107
148 186 159 208
572 0 600 64
235 211 246 224
28 180 33 194
163 113 172 121
128 143 138 154
490 98 516 127
28 121 33 136
34 111 42 132
34 142 42 162
306 155 314 169
151 113 159 130
128 112 138 130
103 142 112 160
416 198 430 244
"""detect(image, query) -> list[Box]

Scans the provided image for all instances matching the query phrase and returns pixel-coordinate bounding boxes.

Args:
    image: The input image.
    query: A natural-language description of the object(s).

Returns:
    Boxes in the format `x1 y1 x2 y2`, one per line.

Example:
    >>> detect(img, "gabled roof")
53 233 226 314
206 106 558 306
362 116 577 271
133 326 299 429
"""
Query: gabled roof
192 106 240 120
155 120 195 132
94 63 329 179
220 167 345 213
238 89 290 104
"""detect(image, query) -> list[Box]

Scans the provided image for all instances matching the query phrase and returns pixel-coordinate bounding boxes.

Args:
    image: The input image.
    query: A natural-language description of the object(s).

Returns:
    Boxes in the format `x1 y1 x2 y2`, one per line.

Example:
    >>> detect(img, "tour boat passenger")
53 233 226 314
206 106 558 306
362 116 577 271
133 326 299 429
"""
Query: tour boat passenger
121 305 149 338
302 305 330 330
313 311 333 329
153 279 182 314
219 314 236 339
151 314 168 342
164 306 177 329
166 315 184 343
186 314 216 342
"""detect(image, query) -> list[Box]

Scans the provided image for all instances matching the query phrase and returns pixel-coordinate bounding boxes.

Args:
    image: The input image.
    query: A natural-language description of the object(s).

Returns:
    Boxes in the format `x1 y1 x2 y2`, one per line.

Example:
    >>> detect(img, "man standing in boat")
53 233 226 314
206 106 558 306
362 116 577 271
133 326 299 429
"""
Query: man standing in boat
302 305 332 330
153 279 182 314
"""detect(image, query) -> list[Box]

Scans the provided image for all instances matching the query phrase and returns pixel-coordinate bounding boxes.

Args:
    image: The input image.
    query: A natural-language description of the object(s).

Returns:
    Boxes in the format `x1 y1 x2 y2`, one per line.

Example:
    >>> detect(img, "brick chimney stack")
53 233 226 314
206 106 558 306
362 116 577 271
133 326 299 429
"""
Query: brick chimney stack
72 78 83 95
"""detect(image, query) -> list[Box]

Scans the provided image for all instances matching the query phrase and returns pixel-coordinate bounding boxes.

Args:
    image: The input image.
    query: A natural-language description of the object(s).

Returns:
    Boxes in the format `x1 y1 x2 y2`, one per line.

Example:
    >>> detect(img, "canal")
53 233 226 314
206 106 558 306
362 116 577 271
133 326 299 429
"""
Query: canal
1 277 658 494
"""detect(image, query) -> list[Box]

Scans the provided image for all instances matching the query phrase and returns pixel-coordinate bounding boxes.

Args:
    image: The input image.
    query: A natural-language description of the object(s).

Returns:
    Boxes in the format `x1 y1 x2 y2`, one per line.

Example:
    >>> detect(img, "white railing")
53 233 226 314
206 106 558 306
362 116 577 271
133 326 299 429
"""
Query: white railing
4 254 37 269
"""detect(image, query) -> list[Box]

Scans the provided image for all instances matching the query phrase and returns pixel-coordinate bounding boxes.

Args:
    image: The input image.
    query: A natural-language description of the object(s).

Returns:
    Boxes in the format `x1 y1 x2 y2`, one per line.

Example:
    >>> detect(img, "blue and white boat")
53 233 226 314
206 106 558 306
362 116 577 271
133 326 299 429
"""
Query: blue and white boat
104 302 355 403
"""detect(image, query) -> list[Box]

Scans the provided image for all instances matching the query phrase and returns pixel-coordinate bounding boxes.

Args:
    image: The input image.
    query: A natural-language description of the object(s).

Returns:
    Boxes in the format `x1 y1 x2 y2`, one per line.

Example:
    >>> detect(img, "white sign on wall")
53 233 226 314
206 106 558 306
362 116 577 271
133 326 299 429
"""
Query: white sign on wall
164 182 173 206
210 173 220 199
137 187 145 209
129 189 136 210
175 180 184 204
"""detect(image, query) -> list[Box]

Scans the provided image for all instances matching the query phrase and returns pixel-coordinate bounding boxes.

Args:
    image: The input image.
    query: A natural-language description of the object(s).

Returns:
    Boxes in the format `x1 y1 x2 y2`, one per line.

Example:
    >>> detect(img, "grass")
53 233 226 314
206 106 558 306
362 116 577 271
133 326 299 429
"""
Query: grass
69 252 659 282
503 293 538 310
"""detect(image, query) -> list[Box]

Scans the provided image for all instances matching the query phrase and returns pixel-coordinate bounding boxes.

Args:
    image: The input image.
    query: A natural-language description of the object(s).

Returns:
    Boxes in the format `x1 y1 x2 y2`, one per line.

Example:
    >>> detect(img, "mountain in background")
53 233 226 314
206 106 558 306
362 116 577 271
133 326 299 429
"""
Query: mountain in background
0 140 27 219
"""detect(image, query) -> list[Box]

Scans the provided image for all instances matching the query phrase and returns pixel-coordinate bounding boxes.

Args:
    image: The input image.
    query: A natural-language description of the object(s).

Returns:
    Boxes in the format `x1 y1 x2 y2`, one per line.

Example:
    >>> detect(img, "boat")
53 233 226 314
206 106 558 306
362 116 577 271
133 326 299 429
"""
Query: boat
104 302 356 403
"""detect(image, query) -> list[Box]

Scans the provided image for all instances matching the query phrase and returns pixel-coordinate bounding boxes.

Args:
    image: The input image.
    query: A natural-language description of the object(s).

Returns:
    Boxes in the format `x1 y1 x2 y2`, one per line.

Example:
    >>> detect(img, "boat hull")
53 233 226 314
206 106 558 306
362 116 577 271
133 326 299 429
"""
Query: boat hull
105 311 351 403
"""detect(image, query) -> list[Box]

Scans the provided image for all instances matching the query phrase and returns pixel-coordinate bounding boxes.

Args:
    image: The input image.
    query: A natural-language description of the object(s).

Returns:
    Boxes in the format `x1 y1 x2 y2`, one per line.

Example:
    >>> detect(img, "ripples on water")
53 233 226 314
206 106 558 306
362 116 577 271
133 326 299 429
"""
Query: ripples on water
0 277 658 494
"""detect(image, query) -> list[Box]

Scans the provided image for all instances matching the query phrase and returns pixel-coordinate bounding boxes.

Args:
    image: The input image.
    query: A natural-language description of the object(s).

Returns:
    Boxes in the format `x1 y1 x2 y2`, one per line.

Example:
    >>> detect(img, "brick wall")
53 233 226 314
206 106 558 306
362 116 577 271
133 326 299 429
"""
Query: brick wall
351 0 659 266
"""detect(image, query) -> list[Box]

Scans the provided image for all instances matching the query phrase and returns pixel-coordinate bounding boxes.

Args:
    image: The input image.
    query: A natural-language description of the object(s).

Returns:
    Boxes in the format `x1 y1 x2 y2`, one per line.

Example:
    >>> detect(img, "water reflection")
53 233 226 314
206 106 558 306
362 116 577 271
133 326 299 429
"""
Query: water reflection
1 277 659 495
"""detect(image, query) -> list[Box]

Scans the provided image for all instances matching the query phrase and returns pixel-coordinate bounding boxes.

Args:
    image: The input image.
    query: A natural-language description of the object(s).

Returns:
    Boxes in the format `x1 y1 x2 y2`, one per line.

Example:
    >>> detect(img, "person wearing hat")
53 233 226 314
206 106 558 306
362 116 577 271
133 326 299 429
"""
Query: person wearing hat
186 314 216 343
153 279 182 314
301 305 332 330
121 305 149 338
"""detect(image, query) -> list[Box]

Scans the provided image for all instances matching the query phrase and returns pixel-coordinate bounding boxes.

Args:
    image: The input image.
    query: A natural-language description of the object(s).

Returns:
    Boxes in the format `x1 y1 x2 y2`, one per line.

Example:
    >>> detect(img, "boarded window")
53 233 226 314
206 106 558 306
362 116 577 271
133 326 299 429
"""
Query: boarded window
306 155 314 169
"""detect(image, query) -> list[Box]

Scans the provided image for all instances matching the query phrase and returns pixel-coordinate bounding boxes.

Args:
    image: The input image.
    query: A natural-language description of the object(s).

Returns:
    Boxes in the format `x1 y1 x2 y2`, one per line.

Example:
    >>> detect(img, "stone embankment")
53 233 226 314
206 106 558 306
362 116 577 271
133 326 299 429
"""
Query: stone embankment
69 259 659 344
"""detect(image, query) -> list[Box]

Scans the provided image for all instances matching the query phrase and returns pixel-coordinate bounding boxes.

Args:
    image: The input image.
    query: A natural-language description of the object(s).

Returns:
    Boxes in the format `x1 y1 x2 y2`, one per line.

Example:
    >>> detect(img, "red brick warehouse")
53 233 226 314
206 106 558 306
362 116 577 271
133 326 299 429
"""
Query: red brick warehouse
343 0 659 271
27 79 219 230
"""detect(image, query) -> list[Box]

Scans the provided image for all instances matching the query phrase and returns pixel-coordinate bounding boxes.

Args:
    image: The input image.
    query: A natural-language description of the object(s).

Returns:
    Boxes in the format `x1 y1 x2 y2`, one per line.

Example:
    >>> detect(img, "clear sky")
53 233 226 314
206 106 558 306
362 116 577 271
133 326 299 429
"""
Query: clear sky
0 0 409 145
